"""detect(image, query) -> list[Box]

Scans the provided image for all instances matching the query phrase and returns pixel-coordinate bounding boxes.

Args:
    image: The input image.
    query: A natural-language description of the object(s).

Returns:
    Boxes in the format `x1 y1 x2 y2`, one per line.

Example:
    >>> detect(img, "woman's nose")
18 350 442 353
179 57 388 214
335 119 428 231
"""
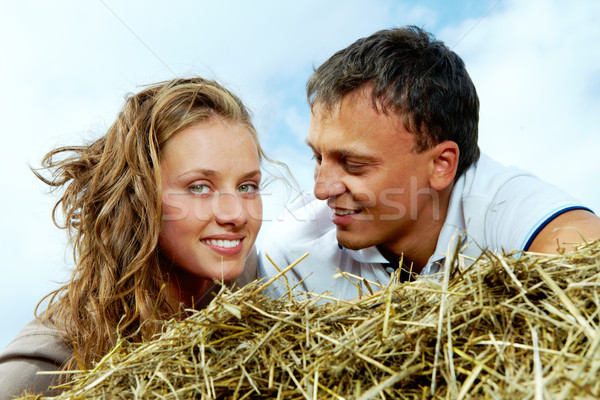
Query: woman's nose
212 192 248 226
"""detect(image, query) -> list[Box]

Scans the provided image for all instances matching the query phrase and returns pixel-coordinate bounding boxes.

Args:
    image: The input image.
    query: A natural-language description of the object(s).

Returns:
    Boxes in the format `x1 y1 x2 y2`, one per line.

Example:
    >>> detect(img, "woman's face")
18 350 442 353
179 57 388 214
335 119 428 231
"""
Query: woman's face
159 117 262 283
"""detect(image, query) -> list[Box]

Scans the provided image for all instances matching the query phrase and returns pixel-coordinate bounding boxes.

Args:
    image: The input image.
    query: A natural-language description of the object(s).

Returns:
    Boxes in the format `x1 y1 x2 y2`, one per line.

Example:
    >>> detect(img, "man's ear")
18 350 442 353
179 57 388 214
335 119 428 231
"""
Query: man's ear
429 141 459 191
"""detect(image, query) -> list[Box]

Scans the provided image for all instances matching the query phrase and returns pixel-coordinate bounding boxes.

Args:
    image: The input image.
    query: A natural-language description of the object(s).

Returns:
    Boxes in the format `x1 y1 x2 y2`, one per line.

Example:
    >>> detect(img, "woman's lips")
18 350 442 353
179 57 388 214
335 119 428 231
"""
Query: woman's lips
200 237 244 255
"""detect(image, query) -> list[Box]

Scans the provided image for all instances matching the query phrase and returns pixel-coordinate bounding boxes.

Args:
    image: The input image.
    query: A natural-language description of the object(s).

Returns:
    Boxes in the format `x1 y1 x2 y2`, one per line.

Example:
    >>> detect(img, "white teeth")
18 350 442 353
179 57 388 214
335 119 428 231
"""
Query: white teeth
202 239 241 248
334 209 355 216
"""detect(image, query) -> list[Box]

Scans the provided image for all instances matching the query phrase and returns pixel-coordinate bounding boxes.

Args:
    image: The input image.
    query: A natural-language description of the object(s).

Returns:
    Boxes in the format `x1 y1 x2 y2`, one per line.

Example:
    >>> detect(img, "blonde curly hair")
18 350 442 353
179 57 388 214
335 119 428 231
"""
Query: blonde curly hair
34 77 264 371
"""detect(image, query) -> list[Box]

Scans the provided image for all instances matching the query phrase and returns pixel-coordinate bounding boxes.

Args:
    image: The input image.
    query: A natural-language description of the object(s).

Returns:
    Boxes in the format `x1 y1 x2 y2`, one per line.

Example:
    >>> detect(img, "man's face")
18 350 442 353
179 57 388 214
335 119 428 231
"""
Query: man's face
307 88 441 252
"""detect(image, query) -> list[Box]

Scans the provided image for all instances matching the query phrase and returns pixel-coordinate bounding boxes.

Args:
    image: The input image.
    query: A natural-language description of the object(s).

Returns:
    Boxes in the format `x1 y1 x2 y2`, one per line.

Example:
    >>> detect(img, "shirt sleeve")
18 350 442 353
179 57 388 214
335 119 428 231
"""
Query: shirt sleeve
483 173 589 252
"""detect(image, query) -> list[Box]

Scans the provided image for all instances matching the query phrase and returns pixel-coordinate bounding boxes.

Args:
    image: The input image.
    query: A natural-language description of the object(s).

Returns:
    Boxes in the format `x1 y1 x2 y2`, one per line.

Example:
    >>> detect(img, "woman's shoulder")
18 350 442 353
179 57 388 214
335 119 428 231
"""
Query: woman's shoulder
1 318 71 359
0 318 72 399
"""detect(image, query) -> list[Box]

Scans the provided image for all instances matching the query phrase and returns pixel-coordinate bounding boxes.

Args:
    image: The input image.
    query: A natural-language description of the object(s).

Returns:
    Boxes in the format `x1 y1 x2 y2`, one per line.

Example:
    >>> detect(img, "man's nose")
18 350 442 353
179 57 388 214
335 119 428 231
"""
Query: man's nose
313 161 346 200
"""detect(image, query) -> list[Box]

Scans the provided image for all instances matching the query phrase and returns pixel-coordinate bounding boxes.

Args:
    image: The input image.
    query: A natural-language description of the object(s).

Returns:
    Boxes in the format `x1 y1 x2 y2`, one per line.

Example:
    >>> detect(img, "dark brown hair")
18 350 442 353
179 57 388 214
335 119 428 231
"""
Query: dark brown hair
307 26 480 179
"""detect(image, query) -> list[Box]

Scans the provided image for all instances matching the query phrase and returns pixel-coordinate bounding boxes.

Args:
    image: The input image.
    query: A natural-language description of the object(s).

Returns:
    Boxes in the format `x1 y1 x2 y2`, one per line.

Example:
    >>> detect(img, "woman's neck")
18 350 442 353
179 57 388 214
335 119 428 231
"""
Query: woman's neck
164 278 215 311
160 261 216 311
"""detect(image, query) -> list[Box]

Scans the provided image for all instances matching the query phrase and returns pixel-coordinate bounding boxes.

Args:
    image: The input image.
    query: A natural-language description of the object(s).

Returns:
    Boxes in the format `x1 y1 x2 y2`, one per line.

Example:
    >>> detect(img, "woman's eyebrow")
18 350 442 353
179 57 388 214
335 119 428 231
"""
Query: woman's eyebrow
177 168 218 179
240 170 262 180
177 169 261 180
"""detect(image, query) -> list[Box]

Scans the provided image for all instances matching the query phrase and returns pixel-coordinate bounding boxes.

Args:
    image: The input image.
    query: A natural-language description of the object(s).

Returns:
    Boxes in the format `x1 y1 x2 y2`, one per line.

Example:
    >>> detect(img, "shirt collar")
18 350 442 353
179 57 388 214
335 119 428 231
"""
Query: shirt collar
341 244 389 263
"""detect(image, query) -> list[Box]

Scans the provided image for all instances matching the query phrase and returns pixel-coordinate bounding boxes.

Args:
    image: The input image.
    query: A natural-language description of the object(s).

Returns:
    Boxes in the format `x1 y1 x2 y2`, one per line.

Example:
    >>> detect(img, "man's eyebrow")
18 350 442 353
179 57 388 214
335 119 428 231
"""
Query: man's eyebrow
340 149 377 161
305 138 317 152
305 138 377 162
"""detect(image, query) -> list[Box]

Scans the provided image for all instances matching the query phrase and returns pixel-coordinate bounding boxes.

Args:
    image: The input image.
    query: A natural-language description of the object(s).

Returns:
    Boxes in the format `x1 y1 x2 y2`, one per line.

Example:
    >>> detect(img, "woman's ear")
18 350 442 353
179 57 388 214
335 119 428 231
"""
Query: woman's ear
429 141 459 191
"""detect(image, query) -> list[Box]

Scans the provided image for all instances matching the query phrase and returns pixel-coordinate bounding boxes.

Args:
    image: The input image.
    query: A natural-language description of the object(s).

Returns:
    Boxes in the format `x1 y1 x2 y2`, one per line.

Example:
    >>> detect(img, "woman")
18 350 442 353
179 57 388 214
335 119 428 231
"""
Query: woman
0 77 264 398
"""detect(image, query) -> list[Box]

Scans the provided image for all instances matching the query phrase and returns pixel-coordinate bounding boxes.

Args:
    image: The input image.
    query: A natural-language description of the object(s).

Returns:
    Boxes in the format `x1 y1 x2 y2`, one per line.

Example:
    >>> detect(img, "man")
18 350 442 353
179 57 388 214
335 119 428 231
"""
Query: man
258 26 600 300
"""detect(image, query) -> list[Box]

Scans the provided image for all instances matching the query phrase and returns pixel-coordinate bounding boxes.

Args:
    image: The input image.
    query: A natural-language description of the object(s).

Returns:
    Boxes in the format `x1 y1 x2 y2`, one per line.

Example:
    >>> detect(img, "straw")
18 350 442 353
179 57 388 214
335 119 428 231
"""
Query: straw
21 239 600 399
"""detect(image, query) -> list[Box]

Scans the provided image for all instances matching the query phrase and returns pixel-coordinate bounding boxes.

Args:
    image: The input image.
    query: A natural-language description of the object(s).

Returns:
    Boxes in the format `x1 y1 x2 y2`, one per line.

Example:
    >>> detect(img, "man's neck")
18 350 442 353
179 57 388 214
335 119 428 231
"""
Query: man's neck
377 185 452 274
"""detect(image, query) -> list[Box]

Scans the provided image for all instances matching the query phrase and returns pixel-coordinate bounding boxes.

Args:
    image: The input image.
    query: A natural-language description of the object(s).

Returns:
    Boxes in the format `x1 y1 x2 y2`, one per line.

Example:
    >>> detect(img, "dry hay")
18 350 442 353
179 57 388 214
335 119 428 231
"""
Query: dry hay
31 239 600 399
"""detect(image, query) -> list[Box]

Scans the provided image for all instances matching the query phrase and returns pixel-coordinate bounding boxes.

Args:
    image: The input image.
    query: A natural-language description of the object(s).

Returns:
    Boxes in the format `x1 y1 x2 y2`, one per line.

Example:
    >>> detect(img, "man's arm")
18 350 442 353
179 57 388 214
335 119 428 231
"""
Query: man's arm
527 209 600 254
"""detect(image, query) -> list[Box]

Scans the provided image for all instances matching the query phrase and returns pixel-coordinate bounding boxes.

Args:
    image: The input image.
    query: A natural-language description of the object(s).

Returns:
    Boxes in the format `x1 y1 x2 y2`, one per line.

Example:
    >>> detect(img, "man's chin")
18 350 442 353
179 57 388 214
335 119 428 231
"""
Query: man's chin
336 232 375 250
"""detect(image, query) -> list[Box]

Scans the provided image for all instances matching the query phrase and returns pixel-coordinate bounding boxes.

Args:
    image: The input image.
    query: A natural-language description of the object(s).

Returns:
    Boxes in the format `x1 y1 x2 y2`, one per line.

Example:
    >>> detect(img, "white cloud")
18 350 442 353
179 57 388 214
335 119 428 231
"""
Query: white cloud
439 0 600 212
284 106 310 143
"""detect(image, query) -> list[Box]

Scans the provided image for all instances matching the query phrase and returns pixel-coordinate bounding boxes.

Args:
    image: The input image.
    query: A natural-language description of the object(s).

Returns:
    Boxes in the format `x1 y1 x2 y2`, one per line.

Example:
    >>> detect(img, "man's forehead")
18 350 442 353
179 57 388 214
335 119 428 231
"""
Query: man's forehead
309 97 406 137
307 90 417 158
309 99 341 123
311 87 404 121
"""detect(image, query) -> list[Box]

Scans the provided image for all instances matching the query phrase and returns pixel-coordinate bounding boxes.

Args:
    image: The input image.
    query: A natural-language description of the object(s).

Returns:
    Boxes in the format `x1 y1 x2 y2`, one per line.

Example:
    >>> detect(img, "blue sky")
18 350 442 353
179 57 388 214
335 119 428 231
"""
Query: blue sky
1 0 599 348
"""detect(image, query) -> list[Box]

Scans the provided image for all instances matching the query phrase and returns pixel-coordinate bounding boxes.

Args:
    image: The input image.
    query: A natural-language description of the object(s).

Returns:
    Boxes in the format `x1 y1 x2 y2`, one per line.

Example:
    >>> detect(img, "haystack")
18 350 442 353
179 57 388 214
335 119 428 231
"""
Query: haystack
29 240 600 399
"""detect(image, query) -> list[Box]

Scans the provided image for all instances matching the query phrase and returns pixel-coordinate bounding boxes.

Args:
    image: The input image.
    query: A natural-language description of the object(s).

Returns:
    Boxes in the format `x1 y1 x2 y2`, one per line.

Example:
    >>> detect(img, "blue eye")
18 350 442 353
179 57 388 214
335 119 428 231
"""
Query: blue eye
238 184 259 193
190 184 211 194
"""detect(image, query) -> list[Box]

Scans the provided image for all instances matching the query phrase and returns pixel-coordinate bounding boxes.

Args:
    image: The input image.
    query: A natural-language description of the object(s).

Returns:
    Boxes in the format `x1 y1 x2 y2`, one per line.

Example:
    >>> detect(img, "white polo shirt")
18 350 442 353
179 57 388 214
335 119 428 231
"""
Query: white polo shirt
258 154 590 300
